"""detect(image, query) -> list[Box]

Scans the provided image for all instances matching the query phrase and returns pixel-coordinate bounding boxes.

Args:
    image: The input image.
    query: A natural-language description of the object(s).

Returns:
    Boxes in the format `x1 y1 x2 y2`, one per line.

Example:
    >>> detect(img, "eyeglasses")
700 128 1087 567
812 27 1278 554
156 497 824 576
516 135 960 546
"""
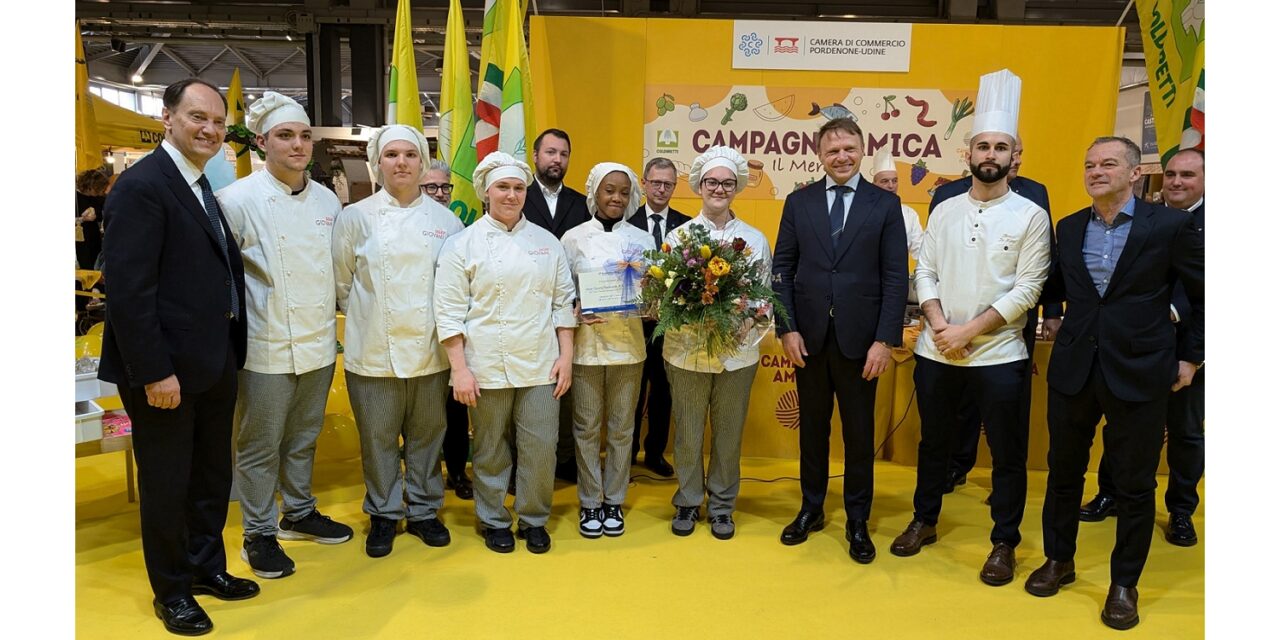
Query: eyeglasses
700 178 737 194
645 180 676 191
421 183 454 195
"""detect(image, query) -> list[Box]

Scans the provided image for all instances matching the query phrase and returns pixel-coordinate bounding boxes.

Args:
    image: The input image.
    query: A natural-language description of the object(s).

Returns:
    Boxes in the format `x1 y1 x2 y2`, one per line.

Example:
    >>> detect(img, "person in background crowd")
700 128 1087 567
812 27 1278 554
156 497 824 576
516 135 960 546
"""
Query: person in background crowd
435 151 576 554
867 148 925 260
629 157 689 477
333 125 465 558
1079 147 1206 547
522 128 590 483
1027 137 1203 630
76 168 110 270
420 159 475 500
218 92 352 579
99 78 258 636
665 146 772 541
771 118 908 564
561 162 654 538
893 70 1051 589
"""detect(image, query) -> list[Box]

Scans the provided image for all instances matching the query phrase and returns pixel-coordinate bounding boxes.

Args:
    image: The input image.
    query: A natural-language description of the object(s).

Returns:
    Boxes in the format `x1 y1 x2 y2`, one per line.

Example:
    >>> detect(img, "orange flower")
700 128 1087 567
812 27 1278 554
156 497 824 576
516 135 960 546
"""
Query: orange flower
708 256 731 277
661 242 671 253
701 290 716 305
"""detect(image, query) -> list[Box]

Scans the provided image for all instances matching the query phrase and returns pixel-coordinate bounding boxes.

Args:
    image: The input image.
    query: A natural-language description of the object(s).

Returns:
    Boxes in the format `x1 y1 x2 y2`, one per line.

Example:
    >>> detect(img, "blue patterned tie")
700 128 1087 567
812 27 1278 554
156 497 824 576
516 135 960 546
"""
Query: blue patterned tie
196 174 240 319
829 185 852 248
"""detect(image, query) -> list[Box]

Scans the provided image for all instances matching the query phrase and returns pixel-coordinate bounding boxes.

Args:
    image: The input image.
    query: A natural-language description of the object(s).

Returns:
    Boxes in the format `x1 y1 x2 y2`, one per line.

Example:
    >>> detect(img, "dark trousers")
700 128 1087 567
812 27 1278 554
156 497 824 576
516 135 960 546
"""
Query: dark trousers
1043 361 1167 587
119 347 237 605
442 395 471 477
794 326 878 521
633 320 673 460
946 311 1039 478
1096 368 1205 516
913 356 1029 546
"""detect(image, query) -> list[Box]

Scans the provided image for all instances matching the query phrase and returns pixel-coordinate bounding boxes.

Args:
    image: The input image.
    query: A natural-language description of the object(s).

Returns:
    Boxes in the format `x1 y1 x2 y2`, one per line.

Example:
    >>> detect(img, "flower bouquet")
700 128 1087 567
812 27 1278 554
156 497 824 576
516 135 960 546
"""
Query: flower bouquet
637 223 787 360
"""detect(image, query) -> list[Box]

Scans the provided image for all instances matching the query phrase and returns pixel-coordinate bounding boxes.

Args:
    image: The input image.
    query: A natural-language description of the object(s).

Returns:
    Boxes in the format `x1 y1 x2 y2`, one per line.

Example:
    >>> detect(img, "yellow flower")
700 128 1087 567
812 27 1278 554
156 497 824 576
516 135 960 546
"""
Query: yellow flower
708 256 731 277
649 265 666 279
700 244 712 259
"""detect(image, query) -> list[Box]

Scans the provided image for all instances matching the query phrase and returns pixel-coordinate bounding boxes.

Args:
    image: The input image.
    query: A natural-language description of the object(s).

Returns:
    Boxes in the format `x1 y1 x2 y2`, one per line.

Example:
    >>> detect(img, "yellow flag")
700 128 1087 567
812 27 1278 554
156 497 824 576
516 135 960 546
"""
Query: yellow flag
1136 0 1205 164
75 22 103 173
387 0 423 129
227 68 252 178
439 0 482 224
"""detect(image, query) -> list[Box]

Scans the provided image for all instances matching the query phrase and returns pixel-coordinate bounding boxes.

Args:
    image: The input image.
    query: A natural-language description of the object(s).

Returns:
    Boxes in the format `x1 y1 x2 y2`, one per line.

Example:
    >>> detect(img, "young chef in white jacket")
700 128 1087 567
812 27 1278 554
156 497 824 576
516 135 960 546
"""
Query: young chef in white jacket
560 163 654 538
218 92 352 579
332 125 465 558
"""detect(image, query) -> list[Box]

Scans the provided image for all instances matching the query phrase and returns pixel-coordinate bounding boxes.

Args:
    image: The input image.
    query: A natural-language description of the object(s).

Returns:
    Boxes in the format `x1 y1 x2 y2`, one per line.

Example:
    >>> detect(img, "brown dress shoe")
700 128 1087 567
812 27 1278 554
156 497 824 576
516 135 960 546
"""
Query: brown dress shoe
979 542 1016 586
1101 584 1140 630
890 519 937 557
1024 559 1076 597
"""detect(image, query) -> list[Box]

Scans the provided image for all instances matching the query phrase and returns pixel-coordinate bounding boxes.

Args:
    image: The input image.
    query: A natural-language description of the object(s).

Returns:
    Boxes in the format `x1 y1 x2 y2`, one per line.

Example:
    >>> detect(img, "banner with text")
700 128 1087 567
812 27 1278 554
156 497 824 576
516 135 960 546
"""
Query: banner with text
732 21 912 72
644 84 977 201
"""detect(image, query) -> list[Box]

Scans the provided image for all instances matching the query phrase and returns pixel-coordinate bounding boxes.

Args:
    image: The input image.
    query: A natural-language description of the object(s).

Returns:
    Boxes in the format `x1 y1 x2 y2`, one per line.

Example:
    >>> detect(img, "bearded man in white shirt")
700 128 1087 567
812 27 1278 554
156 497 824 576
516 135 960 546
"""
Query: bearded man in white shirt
218 93 353 580
890 70 1051 588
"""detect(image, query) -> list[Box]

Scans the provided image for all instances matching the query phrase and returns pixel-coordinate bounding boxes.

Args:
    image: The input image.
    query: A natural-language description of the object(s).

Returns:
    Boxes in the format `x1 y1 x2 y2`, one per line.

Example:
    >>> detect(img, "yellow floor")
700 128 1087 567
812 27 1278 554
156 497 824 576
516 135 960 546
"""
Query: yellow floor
76 453 1204 639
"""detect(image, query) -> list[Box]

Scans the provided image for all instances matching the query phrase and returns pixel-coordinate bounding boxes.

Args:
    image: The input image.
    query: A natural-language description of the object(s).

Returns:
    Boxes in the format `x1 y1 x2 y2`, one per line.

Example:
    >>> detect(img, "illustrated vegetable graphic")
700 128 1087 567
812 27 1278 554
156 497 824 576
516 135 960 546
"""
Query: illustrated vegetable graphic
656 93 676 116
910 160 928 186
722 93 748 125
904 95 937 127
945 97 974 140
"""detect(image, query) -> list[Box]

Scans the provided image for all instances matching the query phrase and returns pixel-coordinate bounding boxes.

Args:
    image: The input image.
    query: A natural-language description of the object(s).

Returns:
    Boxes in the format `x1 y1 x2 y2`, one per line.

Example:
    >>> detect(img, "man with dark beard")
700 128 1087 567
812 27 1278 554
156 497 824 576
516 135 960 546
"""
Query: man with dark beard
890 70 1051 589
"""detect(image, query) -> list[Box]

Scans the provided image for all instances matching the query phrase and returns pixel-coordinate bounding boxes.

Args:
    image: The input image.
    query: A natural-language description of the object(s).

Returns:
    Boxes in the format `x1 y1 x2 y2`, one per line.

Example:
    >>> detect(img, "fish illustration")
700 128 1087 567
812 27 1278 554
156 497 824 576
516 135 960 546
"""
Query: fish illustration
809 102 856 121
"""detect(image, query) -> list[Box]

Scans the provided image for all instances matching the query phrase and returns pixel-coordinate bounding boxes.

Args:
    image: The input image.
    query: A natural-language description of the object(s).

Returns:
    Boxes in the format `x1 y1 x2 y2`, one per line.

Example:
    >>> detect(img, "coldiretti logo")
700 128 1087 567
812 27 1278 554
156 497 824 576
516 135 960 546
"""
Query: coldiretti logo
656 129 679 152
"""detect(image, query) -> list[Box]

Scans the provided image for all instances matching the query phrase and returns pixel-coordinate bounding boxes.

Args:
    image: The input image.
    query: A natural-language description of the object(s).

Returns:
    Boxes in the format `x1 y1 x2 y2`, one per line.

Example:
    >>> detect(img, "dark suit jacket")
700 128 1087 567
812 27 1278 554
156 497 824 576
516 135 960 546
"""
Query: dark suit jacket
98 147 247 394
772 178 909 360
1043 199 1204 403
1170 201 1205 357
523 181 590 239
627 203 690 241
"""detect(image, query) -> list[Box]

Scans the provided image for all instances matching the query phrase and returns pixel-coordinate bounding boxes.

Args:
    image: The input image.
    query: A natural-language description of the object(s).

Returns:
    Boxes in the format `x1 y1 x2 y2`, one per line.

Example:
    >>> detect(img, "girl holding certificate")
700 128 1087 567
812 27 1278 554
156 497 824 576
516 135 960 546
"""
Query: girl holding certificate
560 163 655 538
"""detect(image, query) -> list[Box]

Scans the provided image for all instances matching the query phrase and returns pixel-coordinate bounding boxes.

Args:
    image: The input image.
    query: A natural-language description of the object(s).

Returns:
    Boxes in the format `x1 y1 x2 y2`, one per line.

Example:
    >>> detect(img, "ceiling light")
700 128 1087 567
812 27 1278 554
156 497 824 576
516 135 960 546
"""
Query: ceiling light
131 74 143 83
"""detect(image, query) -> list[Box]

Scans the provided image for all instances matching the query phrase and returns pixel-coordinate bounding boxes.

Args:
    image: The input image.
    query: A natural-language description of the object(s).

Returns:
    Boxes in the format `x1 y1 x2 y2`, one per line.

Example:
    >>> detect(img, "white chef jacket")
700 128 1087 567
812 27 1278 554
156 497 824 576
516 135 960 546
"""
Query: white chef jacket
902 203 925 260
218 170 342 375
914 189 1051 366
333 189 464 378
434 214 577 389
560 217 655 366
662 212 773 374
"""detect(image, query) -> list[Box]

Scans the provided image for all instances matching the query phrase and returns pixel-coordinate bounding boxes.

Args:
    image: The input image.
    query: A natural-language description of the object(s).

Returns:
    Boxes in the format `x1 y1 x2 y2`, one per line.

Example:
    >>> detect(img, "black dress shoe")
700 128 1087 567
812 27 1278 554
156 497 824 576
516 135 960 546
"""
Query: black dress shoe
517 525 552 553
780 510 825 546
483 526 515 553
154 597 213 636
643 456 675 477
845 520 876 564
190 572 260 601
554 461 578 484
1079 494 1117 522
942 470 967 494
1166 513 1198 546
447 473 475 500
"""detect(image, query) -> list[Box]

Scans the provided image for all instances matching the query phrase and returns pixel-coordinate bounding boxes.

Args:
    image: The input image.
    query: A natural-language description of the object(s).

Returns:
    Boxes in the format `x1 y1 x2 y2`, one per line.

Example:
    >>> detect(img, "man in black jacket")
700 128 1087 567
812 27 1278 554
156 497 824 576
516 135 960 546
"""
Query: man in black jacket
99 78 259 636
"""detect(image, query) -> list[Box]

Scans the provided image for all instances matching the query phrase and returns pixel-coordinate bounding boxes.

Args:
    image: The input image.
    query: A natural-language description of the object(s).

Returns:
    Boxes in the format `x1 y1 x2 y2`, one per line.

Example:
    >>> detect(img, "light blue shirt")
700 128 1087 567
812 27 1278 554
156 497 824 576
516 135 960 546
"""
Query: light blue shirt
1083 195 1136 296
824 173 860 229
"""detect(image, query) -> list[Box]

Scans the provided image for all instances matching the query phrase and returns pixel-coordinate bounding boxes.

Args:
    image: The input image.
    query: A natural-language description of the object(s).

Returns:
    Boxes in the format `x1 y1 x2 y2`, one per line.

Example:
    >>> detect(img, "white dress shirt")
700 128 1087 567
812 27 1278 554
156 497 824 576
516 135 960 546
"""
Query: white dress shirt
160 139 210 212
333 189 464 378
434 214 577 389
536 177 562 219
662 213 773 374
914 189 1051 366
824 173 861 229
560 217 655 366
901 203 925 260
218 170 343 375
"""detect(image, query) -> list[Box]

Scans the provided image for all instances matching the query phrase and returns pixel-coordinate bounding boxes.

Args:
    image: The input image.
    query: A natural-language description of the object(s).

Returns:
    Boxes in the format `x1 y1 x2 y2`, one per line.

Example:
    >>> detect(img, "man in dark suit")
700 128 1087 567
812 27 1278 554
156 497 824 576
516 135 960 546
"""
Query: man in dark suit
772 117 909 563
928 137 1062 493
522 128 590 482
99 78 258 636
1025 137 1203 631
1079 148 1206 547
628 157 690 477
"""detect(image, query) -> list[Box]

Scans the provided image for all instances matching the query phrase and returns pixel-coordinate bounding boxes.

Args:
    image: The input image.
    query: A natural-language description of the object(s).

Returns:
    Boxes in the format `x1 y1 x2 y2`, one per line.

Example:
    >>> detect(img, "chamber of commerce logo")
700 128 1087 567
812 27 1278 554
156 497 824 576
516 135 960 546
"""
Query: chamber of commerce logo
775 389 800 430
773 37 799 54
738 32 763 57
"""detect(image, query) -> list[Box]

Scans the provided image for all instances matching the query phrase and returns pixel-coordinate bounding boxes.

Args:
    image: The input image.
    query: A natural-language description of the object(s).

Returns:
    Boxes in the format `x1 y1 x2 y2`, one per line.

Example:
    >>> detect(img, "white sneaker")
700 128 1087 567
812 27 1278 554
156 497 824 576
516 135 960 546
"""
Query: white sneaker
601 504 625 537
579 507 604 539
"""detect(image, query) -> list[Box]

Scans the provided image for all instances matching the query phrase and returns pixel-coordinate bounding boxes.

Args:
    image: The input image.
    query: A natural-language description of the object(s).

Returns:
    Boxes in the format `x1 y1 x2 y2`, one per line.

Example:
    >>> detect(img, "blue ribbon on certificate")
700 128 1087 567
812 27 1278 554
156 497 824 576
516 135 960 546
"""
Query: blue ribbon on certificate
600 243 647 305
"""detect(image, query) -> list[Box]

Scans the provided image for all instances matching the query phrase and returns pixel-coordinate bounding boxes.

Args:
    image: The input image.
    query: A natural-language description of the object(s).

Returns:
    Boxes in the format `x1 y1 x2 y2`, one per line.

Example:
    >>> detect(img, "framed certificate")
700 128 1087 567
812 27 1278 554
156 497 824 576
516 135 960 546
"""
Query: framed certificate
579 269 640 314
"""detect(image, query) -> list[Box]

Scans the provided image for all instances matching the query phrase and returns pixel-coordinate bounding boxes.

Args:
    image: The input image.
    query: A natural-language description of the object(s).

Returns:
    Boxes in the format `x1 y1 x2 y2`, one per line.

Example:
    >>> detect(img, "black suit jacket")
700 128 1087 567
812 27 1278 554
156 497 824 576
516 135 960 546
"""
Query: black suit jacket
98 147 247 393
1170 201 1205 357
627 203 690 241
772 178 909 360
523 181 590 239
1043 199 1204 403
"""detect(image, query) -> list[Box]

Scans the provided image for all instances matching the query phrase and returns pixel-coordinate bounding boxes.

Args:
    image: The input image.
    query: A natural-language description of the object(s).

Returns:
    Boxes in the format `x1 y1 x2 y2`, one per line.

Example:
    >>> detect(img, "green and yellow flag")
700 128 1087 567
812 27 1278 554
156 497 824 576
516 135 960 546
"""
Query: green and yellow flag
75 22 103 173
475 0 532 162
438 0 482 224
386 0 423 129
227 68 252 178
1136 0 1204 164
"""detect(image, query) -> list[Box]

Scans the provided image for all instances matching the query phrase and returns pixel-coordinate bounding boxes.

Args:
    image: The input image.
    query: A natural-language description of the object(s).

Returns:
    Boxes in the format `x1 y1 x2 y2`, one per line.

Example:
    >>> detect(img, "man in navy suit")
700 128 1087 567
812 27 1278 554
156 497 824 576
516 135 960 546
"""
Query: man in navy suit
928 137 1062 493
772 117 909 563
99 78 258 635
1025 137 1203 630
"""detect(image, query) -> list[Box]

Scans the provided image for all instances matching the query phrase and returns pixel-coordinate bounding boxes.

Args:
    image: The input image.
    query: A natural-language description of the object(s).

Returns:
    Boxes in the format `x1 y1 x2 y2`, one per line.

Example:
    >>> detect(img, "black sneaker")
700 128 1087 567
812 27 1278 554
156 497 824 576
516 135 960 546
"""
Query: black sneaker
279 509 354 544
406 517 451 547
517 525 552 553
601 504 625 537
241 535 295 579
366 516 397 558
482 526 515 553
579 507 604 539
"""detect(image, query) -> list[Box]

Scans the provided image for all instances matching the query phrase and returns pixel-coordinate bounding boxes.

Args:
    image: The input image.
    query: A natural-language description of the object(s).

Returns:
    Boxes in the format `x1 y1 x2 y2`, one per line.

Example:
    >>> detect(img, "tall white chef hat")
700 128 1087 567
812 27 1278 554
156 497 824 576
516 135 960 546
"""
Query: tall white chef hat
472 151 533 204
366 124 430 185
584 162 642 220
870 148 897 177
971 68 1022 140
688 146 749 195
245 92 310 136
